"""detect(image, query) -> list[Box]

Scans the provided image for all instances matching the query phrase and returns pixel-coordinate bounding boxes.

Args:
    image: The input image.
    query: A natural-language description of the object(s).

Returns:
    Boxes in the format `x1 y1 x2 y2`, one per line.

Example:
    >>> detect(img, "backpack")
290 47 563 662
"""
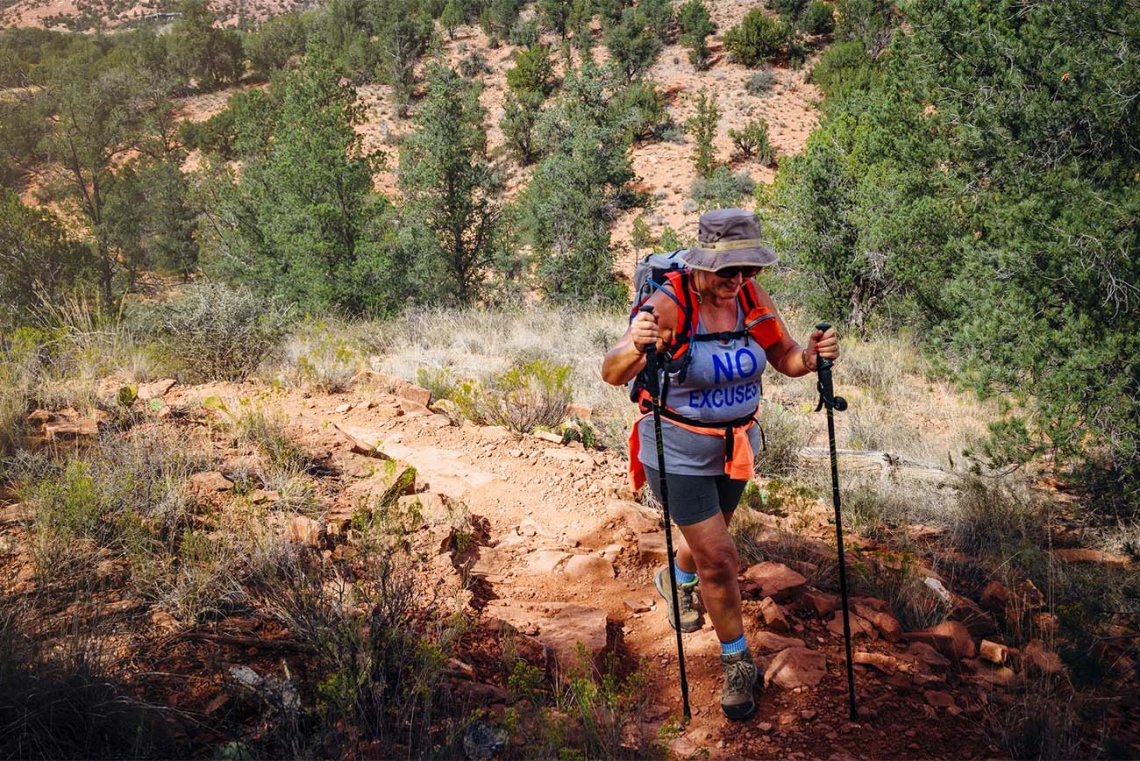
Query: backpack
627 249 784 405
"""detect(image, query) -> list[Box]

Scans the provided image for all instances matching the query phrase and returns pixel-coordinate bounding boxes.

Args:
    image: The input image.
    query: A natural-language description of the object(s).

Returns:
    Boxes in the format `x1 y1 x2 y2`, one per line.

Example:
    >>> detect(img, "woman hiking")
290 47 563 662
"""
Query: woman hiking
601 208 839 720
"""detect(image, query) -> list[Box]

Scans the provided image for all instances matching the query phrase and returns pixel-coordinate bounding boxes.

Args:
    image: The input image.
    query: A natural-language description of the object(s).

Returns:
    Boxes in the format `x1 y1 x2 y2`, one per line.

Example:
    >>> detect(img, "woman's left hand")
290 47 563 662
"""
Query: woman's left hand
805 325 839 368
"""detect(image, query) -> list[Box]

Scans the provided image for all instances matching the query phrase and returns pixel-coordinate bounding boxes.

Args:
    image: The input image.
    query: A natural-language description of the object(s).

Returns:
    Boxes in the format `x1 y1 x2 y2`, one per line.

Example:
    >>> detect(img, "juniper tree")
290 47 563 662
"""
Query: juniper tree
399 65 506 305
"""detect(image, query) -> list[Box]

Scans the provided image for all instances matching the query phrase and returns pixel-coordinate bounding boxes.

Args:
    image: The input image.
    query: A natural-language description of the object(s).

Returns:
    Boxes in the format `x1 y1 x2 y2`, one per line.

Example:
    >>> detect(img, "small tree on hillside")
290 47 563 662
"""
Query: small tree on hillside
686 90 720 178
537 0 573 38
677 0 715 69
500 90 545 165
168 0 244 91
506 44 556 96
399 66 506 305
0 189 93 323
604 7 661 82
723 9 786 66
728 117 774 163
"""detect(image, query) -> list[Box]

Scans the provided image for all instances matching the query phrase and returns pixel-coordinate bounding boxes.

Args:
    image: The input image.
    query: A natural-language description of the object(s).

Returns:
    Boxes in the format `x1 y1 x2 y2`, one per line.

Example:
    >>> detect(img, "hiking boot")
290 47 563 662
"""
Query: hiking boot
720 650 759 721
653 566 701 633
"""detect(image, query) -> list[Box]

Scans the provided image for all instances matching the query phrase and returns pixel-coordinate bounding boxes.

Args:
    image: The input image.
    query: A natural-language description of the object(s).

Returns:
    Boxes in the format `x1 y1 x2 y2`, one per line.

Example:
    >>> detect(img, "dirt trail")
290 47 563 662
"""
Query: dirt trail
161 375 1001 760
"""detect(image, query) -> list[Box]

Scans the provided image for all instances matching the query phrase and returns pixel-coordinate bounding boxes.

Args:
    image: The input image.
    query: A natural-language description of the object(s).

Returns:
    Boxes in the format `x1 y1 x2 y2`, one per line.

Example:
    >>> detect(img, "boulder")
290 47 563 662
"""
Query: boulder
333 423 391 458
137 378 176 401
979 580 1010 615
852 651 911 675
286 516 326 548
948 595 998 637
742 561 807 602
974 664 1017 687
190 471 233 494
638 533 669 564
606 500 661 533
563 554 615 584
764 647 827 690
979 639 1008 665
903 621 976 661
527 549 572 575
801 590 838 618
853 604 903 643
923 690 956 709
759 597 791 633
1022 639 1065 677
485 601 608 670
828 610 876 639
1053 548 1131 569
901 641 951 671
751 630 806 654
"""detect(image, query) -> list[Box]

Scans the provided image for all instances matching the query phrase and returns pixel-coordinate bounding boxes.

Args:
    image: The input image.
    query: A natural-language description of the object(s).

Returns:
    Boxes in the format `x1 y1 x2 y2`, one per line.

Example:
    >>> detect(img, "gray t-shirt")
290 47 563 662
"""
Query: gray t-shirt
637 305 765 476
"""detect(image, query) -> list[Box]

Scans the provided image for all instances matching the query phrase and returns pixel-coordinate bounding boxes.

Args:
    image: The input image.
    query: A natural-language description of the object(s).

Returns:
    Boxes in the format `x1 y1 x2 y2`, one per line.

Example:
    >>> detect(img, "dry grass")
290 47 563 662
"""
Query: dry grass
373 306 630 416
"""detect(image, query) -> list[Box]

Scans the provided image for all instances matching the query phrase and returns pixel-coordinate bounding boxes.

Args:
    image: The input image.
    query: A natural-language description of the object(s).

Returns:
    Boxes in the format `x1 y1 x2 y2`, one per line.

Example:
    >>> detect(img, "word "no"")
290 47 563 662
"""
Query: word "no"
712 348 760 385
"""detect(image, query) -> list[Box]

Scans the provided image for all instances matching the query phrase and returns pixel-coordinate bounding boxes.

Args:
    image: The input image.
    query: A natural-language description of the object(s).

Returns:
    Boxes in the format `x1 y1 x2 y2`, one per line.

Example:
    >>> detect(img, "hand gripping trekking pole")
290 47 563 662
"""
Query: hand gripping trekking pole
812 322 858 722
639 305 692 722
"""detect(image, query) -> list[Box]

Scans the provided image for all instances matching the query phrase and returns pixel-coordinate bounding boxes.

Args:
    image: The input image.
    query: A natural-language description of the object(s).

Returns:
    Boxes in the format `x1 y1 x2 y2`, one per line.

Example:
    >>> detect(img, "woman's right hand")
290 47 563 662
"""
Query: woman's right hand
630 308 660 354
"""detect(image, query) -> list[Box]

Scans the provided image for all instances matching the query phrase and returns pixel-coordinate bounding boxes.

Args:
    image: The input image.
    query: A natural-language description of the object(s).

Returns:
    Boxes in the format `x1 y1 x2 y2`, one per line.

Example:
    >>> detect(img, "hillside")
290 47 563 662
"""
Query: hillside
1 308 1137 758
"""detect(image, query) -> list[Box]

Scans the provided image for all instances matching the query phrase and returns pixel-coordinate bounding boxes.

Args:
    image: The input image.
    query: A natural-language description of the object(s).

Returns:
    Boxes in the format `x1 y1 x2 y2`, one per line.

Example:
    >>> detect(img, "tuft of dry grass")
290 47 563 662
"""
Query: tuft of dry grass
373 306 631 416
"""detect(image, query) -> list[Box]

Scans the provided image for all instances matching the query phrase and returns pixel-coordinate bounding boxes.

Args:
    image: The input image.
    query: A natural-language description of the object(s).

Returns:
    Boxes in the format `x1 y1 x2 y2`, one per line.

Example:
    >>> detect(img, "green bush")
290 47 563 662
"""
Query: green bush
690 167 757 213
728 118 775 163
458 50 490 78
23 426 206 596
611 80 668 143
509 18 540 46
800 0 834 34
723 10 786 66
286 325 362 392
146 283 293 382
456 359 573 432
506 44 556 96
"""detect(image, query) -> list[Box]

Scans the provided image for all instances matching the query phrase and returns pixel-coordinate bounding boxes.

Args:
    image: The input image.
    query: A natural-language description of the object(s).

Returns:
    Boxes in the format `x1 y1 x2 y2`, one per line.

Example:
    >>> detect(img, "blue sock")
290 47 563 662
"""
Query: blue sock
721 634 747 657
674 561 697 586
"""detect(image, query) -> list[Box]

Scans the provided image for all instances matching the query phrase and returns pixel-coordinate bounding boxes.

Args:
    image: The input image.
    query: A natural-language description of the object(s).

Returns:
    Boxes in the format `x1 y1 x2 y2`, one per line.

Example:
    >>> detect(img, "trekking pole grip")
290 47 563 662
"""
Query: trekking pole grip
637 306 661 398
813 322 847 412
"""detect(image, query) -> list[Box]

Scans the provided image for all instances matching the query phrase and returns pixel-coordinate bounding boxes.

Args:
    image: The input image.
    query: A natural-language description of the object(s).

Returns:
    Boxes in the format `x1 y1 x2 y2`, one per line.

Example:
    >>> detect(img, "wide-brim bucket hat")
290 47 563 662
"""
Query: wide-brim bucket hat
681 208 779 271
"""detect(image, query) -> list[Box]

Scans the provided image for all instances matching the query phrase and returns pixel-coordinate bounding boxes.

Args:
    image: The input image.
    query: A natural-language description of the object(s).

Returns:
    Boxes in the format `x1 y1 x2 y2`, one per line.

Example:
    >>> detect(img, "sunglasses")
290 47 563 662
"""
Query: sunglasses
713 266 761 280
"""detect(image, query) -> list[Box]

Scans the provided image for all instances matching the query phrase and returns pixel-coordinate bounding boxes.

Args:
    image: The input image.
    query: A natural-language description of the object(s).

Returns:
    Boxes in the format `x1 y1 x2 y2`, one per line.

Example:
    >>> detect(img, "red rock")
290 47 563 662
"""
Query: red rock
190 471 233 493
854 604 903 643
567 403 593 420
948 595 998 637
606 500 661 533
902 621 976 660
286 516 326 548
638 533 668 564
1053 548 1130 568
923 690 956 709
742 561 807 602
137 378 176 400
853 651 908 675
979 580 1010 614
562 554 615 583
802 590 838 618
1023 639 1065 676
44 418 98 440
979 639 1008 664
764 647 827 689
828 610 876 639
752 630 806 654
26 409 52 424
759 597 791 633
975 664 1017 687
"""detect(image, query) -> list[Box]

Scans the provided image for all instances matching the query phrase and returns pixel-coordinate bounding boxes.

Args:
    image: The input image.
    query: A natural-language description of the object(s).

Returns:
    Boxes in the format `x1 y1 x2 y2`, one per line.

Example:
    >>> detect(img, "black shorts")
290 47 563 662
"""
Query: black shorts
642 466 749 527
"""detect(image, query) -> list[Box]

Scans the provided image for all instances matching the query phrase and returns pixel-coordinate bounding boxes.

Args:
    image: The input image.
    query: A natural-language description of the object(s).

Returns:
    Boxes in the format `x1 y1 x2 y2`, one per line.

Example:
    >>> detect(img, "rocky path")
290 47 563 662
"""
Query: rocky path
162 372 1040 760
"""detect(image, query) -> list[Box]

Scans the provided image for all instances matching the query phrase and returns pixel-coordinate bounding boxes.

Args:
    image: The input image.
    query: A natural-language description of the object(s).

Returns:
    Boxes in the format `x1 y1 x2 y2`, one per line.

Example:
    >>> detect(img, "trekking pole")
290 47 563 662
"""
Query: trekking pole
639 305 691 722
812 322 857 722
